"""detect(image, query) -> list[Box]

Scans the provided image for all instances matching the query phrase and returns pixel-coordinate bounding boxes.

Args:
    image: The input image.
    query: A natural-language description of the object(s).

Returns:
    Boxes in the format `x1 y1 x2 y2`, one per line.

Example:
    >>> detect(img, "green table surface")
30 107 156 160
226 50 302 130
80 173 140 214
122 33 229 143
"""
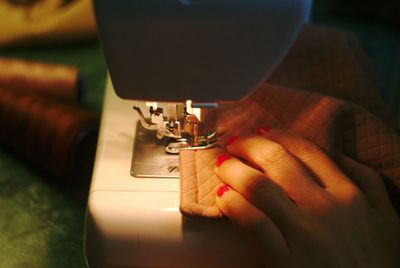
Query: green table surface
0 18 398 268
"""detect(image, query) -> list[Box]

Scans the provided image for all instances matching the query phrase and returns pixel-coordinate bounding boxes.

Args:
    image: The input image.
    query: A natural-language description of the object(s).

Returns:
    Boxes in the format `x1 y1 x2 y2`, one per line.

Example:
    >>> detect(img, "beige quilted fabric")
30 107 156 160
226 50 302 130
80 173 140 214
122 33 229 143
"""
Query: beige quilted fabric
179 148 225 217
179 25 400 218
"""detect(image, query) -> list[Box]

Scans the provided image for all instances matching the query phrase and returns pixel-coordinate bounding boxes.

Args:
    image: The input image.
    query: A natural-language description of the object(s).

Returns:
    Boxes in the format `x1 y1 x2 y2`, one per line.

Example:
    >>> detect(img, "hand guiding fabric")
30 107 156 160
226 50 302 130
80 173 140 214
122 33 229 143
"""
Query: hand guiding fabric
215 129 400 268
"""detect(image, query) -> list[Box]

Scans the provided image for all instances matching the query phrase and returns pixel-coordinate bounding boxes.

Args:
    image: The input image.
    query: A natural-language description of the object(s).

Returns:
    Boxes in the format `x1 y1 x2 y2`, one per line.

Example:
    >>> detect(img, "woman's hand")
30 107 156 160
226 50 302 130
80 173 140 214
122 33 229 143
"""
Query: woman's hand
214 128 400 268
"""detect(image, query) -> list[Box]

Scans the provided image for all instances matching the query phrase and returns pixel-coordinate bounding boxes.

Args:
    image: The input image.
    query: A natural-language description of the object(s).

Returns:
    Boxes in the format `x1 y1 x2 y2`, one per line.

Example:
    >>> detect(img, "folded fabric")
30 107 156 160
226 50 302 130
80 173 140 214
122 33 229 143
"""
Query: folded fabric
268 25 397 130
179 25 400 218
0 0 96 47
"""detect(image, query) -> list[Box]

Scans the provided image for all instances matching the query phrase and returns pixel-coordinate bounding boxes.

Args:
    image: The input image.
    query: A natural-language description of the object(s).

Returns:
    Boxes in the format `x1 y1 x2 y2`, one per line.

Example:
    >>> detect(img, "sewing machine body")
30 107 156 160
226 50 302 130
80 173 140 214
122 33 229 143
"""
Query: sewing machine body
94 0 311 103
85 0 311 267
84 78 260 267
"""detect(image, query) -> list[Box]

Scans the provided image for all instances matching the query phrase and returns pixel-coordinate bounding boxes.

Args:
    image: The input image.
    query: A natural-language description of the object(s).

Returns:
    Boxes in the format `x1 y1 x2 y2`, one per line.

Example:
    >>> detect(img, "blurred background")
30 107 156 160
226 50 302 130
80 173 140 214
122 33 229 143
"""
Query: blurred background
0 0 398 267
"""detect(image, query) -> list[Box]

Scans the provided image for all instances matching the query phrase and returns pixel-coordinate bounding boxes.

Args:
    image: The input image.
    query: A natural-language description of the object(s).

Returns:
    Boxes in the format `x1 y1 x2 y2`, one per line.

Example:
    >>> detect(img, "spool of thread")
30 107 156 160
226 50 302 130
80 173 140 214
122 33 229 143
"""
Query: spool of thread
0 58 80 104
0 88 98 183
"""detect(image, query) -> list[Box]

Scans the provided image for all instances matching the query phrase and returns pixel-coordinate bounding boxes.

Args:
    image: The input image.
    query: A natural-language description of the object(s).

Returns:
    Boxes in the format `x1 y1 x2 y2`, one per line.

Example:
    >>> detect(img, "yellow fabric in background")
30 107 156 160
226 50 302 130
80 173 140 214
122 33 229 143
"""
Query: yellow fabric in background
0 0 97 47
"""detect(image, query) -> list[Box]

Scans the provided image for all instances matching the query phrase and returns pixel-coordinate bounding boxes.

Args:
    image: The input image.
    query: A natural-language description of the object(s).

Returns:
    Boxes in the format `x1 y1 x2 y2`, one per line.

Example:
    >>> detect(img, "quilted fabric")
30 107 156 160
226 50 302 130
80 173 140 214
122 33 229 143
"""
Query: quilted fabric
179 148 225 218
179 25 400 218
268 24 397 130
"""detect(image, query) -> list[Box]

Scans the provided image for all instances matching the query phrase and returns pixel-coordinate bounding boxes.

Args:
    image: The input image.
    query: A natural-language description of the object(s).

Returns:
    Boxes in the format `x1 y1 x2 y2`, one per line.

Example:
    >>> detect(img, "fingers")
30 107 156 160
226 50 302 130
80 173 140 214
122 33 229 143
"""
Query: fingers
258 128 355 192
214 155 300 228
335 153 392 212
215 184 290 266
225 135 323 205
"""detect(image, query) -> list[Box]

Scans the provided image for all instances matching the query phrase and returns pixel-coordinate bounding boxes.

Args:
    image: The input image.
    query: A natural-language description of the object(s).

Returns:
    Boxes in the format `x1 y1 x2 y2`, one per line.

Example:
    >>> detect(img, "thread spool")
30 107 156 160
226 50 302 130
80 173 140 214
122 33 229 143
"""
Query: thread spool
0 58 80 104
0 88 98 182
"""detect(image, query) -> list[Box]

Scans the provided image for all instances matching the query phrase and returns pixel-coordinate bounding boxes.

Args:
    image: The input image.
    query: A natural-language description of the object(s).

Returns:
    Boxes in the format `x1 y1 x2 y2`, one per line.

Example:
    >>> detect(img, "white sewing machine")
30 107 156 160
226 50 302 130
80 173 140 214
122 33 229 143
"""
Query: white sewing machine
85 1 311 267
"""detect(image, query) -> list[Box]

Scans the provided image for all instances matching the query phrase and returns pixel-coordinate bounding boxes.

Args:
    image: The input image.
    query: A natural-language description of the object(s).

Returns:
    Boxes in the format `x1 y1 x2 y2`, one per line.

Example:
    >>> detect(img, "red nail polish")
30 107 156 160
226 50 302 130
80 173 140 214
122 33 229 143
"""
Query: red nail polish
217 185 229 197
226 135 238 146
256 126 270 135
215 154 230 167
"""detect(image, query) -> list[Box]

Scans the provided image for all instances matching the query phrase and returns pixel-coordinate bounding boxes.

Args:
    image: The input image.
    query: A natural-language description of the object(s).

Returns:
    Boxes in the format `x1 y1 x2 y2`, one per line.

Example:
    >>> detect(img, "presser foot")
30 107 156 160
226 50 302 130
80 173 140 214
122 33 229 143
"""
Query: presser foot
165 130 217 154
131 121 217 178
133 104 218 154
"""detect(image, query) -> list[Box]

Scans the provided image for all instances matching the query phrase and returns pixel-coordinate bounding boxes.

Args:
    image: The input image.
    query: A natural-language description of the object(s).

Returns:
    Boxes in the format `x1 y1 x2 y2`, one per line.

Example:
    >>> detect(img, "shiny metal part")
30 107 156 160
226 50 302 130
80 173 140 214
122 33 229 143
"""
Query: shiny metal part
165 129 217 154
133 106 157 130
131 122 179 178
133 101 217 153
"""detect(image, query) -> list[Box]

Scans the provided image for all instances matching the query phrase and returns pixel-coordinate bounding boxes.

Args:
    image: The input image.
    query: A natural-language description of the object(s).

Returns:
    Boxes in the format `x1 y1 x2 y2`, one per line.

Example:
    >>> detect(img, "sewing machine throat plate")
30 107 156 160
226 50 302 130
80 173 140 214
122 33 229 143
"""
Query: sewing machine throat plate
131 122 179 178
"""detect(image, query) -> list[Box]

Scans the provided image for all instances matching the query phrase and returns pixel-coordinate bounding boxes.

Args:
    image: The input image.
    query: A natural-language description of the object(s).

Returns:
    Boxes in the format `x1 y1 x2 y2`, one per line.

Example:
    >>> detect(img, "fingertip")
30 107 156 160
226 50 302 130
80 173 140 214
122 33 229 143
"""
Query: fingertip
215 153 231 167
215 186 242 220
216 184 230 197
215 184 231 213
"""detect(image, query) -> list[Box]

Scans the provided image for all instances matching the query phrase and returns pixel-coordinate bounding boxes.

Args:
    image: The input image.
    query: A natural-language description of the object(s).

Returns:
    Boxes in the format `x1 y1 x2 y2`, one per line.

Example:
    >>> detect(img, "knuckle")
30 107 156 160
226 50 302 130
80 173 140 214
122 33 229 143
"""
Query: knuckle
342 185 366 206
290 140 327 165
293 140 322 156
258 143 291 167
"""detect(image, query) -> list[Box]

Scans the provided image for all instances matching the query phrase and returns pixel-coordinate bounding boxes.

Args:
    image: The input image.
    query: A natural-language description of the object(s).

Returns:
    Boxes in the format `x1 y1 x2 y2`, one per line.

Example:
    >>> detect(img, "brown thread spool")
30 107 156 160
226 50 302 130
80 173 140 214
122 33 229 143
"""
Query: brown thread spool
0 88 98 183
0 58 80 104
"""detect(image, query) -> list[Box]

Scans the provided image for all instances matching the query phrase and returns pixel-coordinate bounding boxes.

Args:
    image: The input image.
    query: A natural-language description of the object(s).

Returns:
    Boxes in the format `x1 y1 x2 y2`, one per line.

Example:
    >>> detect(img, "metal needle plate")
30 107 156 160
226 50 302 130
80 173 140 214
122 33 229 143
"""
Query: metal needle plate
131 122 179 178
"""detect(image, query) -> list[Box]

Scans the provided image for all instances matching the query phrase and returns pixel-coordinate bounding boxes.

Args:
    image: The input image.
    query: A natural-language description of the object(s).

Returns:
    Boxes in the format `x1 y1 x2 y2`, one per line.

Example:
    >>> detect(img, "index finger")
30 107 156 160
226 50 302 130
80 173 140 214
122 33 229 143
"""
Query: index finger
225 135 323 206
214 154 300 228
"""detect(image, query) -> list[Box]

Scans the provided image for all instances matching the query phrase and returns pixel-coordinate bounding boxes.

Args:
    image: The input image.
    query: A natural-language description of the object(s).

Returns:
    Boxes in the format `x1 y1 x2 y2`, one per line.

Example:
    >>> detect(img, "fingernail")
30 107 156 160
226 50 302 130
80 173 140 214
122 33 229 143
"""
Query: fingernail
256 126 270 135
226 135 238 146
215 154 230 167
217 185 229 197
